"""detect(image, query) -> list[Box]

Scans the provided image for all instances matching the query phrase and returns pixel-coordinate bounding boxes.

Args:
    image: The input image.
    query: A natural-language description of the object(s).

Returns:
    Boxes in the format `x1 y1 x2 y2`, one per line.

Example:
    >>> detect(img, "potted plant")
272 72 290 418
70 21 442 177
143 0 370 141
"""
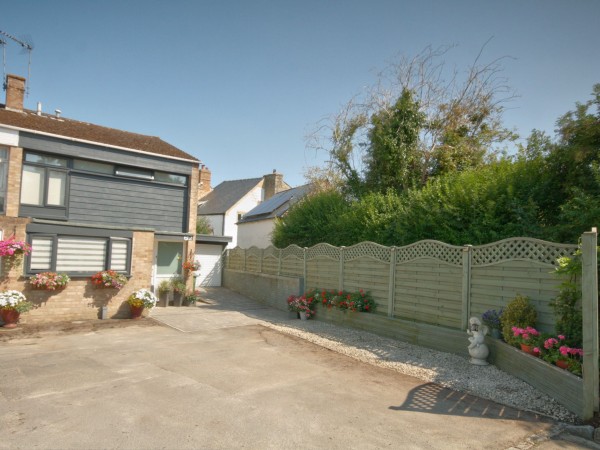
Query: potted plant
183 290 201 307
541 335 583 375
29 272 71 290
170 277 186 307
0 290 33 328
481 308 503 339
511 326 542 356
91 270 128 290
157 280 171 307
287 294 316 320
127 288 158 319
0 237 31 271
182 259 201 275
0 237 31 257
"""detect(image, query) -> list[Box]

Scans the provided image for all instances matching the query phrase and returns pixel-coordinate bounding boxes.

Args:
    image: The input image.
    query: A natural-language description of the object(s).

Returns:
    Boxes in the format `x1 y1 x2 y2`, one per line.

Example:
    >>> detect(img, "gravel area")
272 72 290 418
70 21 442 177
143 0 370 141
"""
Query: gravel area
260 318 580 424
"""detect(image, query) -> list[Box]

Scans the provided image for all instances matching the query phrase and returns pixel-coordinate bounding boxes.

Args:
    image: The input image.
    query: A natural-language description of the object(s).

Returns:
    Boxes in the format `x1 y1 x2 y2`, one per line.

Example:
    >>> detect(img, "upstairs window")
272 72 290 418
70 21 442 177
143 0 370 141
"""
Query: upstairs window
20 152 68 208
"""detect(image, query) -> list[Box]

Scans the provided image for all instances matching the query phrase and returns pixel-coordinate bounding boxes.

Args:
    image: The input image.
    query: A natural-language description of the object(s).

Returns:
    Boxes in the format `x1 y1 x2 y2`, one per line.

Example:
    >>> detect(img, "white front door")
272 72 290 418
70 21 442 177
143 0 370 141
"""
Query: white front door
153 241 184 293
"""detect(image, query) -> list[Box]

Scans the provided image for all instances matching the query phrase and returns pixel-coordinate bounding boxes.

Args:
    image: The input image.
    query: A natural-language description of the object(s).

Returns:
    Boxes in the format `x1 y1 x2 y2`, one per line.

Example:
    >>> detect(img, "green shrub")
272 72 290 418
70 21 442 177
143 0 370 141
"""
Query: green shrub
550 251 583 347
271 190 350 248
500 294 537 347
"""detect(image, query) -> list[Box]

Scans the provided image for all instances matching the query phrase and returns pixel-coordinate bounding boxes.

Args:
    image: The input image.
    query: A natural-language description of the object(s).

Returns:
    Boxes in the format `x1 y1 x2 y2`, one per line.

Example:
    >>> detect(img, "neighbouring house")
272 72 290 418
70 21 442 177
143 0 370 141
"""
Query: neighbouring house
195 170 289 286
237 184 312 248
0 74 200 322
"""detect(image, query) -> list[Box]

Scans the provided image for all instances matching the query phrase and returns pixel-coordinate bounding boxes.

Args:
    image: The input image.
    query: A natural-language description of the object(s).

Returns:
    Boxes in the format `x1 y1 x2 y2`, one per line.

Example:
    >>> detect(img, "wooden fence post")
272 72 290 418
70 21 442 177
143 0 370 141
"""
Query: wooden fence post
581 228 599 418
258 248 263 273
461 245 472 331
303 247 307 291
388 247 396 318
243 248 247 272
277 248 282 276
339 246 345 292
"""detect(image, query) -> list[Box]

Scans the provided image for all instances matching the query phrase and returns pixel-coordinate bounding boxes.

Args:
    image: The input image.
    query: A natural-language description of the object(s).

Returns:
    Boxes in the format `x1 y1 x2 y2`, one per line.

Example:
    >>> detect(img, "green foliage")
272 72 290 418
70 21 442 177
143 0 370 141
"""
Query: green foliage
13 300 34 314
550 250 583 347
169 277 186 294
364 90 425 193
158 280 171 295
196 216 214 235
271 191 350 248
388 160 544 246
287 84 600 248
500 295 537 347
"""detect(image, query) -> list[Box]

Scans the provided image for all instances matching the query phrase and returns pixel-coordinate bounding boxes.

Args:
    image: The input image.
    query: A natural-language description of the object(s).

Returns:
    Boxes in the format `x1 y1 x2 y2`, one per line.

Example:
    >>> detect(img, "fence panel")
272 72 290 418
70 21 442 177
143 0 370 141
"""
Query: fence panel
344 258 390 313
227 247 245 271
470 238 577 334
394 259 463 328
245 247 261 273
280 245 304 277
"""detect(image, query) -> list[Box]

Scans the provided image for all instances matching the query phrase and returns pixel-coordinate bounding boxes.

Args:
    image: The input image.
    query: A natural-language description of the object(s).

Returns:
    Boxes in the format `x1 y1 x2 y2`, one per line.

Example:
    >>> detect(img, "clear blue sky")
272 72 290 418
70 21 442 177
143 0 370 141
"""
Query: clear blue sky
2 1 599 187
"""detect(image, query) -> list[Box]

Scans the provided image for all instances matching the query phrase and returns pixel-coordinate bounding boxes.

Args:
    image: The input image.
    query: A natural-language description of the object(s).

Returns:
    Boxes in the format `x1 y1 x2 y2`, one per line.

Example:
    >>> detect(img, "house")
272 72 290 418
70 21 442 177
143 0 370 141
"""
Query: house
195 171 289 286
0 74 200 322
237 184 312 248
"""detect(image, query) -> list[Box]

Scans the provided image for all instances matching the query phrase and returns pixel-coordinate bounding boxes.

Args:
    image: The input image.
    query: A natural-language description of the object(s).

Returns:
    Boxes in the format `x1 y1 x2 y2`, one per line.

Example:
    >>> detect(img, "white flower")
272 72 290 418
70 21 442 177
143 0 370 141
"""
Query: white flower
0 290 27 308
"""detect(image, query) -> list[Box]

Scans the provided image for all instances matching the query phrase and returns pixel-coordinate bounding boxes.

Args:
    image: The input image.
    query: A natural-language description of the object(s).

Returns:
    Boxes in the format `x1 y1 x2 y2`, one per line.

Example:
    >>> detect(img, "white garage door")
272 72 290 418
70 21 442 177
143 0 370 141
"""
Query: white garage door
195 244 223 287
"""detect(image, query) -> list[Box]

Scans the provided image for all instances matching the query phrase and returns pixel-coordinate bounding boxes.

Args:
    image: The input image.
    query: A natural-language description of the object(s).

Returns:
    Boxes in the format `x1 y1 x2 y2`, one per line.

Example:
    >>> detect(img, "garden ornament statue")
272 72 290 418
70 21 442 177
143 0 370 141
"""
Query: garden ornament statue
467 316 489 366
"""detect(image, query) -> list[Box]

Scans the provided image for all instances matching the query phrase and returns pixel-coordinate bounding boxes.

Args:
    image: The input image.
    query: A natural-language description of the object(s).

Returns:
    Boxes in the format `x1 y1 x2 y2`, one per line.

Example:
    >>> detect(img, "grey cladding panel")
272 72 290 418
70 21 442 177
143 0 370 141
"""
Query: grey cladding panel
68 174 187 232
19 132 195 174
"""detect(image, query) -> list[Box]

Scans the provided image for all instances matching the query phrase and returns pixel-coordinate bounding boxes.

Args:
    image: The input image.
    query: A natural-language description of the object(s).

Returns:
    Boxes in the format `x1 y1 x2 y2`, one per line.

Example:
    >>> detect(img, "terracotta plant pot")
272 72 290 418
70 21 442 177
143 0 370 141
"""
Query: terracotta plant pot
520 344 538 356
556 359 569 370
130 305 144 319
0 308 20 328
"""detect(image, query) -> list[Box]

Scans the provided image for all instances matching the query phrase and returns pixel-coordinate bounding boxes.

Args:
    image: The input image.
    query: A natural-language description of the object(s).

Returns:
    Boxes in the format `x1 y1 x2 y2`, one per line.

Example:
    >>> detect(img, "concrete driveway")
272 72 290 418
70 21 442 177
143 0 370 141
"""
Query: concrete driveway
0 288 566 449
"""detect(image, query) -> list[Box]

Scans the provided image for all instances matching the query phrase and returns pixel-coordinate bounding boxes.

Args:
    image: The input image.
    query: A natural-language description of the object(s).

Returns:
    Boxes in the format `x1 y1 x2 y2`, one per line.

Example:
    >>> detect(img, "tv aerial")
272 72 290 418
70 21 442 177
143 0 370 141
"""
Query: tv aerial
0 29 33 95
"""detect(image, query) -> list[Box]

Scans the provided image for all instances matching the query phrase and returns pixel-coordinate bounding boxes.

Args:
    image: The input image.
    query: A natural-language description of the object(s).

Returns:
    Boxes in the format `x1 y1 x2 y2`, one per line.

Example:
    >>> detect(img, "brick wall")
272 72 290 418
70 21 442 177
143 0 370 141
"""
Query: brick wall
6 146 23 217
0 227 156 324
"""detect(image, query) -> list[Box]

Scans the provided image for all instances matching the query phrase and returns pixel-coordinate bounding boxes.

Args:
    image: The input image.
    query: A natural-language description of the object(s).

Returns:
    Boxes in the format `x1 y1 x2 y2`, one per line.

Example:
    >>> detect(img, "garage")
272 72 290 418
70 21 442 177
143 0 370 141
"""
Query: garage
194 236 231 287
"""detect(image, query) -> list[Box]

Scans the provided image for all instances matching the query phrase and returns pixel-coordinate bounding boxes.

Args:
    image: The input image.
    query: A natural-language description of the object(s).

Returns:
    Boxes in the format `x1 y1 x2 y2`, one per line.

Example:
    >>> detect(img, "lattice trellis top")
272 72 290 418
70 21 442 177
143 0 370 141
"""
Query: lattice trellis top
343 241 391 262
471 238 577 267
281 245 305 259
307 243 341 260
246 246 263 259
395 240 463 266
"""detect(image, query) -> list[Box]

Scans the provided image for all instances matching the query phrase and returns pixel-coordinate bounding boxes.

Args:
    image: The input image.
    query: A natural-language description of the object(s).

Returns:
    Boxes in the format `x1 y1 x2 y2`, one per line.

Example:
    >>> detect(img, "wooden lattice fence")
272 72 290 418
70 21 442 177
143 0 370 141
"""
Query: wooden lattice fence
224 233 599 419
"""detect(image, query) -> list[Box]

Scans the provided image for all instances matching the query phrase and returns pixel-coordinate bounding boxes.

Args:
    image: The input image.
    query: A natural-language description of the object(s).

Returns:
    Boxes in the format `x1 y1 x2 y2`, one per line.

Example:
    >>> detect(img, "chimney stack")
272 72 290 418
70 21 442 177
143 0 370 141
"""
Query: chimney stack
263 170 284 201
198 165 212 199
5 74 26 111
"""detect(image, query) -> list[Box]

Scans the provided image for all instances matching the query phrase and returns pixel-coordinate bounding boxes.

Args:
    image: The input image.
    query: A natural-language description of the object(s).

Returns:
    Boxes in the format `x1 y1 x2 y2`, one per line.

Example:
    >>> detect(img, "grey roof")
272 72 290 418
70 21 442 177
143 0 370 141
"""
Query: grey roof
197 178 262 215
239 184 312 223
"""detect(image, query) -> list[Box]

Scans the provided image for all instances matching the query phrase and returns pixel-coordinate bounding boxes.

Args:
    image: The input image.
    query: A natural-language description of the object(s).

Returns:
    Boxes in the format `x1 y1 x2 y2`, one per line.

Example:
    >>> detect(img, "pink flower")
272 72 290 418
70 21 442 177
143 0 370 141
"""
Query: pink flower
558 335 565 340
559 346 569 356
533 347 540 354
522 333 529 341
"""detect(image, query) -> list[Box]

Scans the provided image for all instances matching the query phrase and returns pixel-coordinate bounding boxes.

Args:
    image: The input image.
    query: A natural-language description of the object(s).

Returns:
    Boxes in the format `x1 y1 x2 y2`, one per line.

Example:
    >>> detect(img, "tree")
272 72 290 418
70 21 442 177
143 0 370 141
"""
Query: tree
364 89 425 193
307 43 517 197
